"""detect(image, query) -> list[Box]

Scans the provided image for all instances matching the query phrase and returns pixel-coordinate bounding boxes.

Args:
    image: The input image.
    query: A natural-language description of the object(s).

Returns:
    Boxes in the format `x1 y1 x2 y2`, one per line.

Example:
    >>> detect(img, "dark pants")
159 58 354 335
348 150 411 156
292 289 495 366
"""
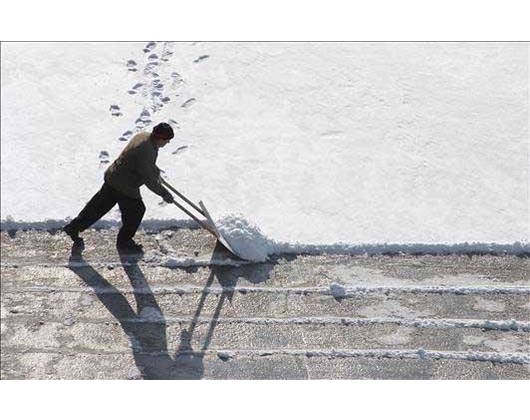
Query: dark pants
68 183 146 243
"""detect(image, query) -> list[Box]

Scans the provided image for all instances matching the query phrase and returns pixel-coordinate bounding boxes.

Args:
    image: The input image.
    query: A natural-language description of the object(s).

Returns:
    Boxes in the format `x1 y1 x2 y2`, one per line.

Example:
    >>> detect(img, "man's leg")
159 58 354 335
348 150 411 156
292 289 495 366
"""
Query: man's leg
116 195 146 245
65 184 118 236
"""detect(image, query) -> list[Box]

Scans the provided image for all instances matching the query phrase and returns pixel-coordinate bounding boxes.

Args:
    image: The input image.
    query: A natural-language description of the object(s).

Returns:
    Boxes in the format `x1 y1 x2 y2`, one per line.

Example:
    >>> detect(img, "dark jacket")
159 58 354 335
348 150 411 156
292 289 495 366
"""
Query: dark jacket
104 132 169 199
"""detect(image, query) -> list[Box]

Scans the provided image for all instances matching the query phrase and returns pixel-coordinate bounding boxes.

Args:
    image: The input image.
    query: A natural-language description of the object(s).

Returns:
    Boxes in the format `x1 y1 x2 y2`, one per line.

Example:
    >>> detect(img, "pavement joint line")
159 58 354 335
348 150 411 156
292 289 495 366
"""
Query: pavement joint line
1 261 251 268
3 315 530 331
3 284 530 295
2 346 529 364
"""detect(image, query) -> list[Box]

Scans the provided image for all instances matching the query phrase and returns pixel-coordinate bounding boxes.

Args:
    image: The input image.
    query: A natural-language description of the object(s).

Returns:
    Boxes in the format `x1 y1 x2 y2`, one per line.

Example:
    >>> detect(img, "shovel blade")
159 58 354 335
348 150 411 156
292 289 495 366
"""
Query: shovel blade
198 201 246 260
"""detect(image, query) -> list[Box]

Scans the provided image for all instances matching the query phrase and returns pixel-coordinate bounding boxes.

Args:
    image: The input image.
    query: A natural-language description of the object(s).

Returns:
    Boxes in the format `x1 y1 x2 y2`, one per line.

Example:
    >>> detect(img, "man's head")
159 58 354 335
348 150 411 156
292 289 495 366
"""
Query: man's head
151 123 174 148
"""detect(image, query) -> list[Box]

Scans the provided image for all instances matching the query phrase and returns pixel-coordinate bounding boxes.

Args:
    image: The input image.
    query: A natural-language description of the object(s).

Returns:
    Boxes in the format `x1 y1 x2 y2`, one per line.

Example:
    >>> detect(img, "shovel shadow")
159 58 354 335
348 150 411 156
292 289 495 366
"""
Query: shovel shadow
173 240 279 374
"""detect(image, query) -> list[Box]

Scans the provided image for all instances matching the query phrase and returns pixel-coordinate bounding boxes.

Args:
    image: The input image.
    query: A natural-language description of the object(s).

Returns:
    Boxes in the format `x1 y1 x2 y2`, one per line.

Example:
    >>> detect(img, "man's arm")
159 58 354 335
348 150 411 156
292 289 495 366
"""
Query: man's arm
136 150 173 200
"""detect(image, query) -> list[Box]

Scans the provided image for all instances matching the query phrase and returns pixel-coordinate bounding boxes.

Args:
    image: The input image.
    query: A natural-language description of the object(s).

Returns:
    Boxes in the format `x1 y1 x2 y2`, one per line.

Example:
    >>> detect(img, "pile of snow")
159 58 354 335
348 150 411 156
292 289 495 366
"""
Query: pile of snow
216 214 278 262
160 257 203 267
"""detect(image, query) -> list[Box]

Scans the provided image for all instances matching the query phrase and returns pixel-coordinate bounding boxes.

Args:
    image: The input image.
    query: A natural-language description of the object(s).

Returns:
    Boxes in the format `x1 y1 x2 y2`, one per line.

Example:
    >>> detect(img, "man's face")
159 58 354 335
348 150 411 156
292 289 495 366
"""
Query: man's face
153 135 172 148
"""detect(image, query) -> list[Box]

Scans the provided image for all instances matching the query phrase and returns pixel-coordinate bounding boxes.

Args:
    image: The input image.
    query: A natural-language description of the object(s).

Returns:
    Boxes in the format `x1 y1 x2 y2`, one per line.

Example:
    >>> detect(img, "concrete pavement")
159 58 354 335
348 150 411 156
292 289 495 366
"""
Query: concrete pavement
1 228 529 379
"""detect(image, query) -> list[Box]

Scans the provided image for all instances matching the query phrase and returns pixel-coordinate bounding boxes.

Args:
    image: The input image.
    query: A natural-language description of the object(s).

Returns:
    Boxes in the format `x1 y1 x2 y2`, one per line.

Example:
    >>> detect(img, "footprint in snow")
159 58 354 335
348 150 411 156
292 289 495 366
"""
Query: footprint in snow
144 62 159 74
128 83 144 95
172 145 189 155
161 42 174 61
152 79 164 89
135 120 151 130
170 72 184 87
319 130 344 138
126 60 137 72
119 130 133 142
135 109 152 128
168 118 180 129
99 150 110 163
161 50 173 62
143 41 156 53
109 105 122 117
193 55 209 64
181 98 196 108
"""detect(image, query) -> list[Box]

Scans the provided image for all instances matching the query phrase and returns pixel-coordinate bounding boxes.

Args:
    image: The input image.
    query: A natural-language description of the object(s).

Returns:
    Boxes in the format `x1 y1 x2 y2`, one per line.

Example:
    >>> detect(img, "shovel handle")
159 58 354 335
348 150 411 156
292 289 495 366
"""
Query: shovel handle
171 201 217 237
162 179 205 217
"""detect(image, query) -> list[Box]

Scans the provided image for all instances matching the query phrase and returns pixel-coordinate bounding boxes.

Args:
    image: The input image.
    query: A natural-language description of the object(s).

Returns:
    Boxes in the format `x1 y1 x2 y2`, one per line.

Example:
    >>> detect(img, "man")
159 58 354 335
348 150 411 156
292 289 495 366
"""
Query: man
63 122 175 252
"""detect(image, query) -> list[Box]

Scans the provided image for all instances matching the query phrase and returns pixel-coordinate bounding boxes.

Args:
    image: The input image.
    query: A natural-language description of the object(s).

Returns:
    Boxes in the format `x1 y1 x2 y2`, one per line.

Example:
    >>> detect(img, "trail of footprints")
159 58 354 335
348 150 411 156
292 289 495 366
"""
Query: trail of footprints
106 41 208 164
122 41 176 137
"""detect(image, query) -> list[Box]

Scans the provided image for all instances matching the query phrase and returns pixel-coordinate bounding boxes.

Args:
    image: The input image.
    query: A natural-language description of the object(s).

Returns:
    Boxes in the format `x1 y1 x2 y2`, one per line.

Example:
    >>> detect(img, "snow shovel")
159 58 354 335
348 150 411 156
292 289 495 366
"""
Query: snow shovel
160 178 243 259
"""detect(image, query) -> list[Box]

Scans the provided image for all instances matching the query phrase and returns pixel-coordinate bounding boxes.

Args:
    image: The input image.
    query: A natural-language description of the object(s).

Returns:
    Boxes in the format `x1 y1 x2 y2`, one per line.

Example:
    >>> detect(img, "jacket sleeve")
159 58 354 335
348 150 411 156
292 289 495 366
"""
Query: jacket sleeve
136 149 170 198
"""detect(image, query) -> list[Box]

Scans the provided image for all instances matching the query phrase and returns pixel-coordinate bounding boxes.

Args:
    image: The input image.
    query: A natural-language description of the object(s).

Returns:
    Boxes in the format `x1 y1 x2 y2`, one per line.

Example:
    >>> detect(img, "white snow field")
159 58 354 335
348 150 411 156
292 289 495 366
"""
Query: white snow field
1 42 529 259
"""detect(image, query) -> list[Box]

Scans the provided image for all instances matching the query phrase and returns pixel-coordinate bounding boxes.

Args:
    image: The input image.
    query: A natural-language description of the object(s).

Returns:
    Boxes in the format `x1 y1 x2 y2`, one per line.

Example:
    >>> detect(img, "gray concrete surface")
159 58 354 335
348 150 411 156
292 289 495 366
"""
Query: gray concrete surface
1 228 529 379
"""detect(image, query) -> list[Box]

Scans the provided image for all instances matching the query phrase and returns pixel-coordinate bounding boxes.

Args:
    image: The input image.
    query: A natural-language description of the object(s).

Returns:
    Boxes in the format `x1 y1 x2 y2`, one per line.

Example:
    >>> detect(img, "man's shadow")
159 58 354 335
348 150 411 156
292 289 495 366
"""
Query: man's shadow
67 241 275 379
68 243 202 379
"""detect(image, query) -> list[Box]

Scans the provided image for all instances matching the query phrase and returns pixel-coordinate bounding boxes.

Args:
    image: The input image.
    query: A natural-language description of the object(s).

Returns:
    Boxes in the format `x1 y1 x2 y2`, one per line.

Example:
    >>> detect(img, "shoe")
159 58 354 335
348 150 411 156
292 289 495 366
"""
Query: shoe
117 239 144 253
63 223 81 242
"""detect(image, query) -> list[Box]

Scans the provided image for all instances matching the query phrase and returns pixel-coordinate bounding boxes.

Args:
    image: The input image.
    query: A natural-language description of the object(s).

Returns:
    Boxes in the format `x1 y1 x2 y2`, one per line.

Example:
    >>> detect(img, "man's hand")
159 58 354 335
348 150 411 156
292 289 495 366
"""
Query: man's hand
163 193 175 204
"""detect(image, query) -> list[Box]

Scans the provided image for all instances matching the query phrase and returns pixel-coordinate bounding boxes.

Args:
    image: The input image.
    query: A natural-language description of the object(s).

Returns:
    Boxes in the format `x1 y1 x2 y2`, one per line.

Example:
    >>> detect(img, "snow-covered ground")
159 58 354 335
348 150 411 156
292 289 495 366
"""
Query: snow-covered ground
1 42 528 256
